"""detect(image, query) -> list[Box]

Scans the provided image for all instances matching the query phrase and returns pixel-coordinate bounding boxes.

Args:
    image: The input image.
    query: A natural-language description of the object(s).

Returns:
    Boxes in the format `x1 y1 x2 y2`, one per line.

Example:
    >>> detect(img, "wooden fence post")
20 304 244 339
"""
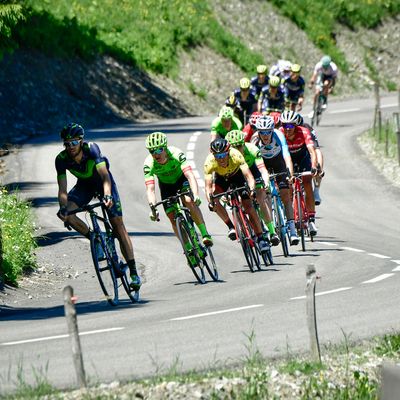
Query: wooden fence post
306 264 321 362
63 286 87 388
380 362 400 400
374 82 382 140
394 113 400 166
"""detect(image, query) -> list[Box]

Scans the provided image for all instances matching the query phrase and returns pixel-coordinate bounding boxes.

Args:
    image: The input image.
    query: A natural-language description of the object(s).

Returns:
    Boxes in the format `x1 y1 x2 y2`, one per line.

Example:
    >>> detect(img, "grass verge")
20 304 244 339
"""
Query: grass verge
0 187 37 286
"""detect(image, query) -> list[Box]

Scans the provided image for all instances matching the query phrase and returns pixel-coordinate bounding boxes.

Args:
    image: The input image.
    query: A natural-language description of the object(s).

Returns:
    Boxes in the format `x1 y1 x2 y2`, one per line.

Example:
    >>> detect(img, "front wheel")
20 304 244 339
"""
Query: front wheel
295 192 306 252
176 216 206 284
120 263 140 303
202 246 219 281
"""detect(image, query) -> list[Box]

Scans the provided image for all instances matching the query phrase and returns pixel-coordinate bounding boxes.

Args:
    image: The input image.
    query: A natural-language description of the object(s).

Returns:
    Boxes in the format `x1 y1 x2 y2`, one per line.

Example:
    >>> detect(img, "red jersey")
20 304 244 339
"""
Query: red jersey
279 125 313 161
243 123 255 142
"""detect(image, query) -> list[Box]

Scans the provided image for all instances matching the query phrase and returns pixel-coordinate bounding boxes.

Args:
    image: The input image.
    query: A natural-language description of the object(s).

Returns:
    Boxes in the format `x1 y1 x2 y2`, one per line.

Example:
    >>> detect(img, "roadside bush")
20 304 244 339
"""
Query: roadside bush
0 187 37 286
0 3 25 57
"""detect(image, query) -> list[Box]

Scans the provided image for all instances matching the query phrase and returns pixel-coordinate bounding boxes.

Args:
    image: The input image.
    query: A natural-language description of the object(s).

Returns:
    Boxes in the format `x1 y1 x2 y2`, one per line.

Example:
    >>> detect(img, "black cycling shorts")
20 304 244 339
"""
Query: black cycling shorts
214 169 249 199
262 155 289 189
159 174 190 212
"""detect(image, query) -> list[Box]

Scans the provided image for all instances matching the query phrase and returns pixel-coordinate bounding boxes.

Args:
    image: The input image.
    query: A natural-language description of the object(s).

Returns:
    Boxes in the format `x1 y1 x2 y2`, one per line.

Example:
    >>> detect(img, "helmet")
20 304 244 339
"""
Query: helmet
281 60 292 72
321 55 331 68
219 105 234 120
269 76 281 88
295 113 304 126
226 130 245 147
239 77 250 90
291 63 301 73
280 110 298 125
255 115 275 131
145 131 167 150
60 123 84 140
210 138 230 154
256 64 267 74
225 93 237 107
249 111 262 127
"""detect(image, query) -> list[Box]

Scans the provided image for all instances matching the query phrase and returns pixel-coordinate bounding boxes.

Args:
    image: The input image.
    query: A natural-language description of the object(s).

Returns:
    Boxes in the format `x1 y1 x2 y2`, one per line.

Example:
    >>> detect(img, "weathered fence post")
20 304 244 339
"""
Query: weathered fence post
385 119 389 157
63 286 87 388
306 264 321 362
380 362 400 400
373 82 382 139
394 112 400 166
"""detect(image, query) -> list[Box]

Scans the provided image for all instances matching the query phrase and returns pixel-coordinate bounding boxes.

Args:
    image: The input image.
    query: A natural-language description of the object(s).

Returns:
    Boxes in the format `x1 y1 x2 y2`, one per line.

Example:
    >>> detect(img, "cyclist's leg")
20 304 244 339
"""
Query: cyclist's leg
313 146 324 205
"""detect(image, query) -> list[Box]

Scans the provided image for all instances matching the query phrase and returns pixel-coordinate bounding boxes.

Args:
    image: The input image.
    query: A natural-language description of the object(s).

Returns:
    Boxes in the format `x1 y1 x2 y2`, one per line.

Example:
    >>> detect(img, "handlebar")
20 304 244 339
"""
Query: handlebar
210 186 249 200
151 190 193 210
66 201 104 216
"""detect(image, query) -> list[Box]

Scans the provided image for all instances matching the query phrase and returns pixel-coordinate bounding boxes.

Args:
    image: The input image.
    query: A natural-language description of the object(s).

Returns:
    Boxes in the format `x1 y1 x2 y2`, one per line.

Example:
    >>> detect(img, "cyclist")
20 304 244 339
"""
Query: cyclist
226 130 280 246
251 115 299 245
269 60 292 81
309 55 338 117
232 77 258 125
250 64 269 99
224 92 242 121
295 113 325 206
210 105 243 142
204 138 269 253
55 123 141 290
144 132 213 247
279 111 318 236
243 111 262 143
282 64 305 111
258 76 285 114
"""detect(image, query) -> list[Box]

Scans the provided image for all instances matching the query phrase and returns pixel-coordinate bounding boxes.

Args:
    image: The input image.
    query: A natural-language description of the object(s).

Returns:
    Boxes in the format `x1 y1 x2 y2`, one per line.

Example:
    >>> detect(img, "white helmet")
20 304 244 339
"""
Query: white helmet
280 110 298 125
255 115 275 131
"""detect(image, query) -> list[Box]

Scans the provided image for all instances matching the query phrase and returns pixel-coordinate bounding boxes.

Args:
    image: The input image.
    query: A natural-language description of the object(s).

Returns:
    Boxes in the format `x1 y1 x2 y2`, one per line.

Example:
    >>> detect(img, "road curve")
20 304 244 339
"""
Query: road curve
0 94 400 392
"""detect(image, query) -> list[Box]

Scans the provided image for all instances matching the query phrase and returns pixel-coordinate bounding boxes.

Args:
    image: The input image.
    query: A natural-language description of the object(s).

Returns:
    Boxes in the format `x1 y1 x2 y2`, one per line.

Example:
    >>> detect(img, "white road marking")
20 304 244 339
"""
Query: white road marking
170 304 264 321
390 260 400 264
187 142 196 151
392 266 400 272
362 274 394 284
189 136 198 142
0 327 125 346
329 108 360 114
290 287 352 300
381 103 397 108
186 151 194 160
340 247 365 253
367 253 390 259
318 241 338 246
194 131 203 136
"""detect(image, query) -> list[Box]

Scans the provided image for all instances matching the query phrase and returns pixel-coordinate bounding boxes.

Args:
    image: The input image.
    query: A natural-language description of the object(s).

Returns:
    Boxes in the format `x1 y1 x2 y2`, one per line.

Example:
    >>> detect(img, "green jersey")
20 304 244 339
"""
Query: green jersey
143 146 191 185
210 116 243 138
243 143 263 168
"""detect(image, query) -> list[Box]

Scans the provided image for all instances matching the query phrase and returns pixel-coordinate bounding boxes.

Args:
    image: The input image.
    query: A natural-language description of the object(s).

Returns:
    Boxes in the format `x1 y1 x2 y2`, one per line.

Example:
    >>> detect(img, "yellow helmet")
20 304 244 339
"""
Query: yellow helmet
239 77 250 90
269 76 281 88
291 63 301 73
256 64 267 74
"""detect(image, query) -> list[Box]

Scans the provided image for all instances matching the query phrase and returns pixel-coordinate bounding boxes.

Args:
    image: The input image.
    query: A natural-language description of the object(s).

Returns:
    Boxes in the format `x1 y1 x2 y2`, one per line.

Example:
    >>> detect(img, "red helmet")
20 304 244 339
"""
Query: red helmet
249 111 262 127
269 111 281 126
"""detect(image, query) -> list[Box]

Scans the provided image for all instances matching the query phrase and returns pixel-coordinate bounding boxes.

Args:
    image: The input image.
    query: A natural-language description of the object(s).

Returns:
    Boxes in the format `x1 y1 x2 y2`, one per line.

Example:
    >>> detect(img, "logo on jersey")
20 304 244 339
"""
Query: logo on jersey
178 153 187 163
143 165 151 175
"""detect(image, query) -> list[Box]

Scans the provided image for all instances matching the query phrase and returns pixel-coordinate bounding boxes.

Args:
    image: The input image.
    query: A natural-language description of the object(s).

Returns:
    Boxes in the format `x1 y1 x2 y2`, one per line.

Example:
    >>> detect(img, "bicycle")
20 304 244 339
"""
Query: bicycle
311 90 326 127
151 191 218 284
67 201 139 306
212 186 262 272
269 172 290 257
292 171 312 251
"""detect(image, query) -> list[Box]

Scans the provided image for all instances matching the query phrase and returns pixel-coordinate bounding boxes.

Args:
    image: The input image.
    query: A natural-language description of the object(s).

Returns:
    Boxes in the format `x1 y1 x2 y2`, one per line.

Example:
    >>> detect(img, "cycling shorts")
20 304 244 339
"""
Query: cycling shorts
317 74 334 89
285 92 301 103
68 174 123 218
214 169 250 199
293 154 312 182
262 155 289 189
159 174 190 213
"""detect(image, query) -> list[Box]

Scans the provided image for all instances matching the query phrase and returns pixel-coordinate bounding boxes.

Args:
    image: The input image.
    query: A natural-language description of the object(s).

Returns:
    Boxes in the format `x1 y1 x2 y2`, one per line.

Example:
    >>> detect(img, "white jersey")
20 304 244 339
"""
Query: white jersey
269 59 292 80
313 61 338 78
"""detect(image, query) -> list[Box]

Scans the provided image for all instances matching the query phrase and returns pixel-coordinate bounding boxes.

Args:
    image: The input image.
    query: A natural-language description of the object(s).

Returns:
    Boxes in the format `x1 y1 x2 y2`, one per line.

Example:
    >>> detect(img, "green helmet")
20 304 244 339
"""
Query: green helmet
321 55 331 68
219 105 234 120
145 131 167 150
226 130 245 147
269 76 281 87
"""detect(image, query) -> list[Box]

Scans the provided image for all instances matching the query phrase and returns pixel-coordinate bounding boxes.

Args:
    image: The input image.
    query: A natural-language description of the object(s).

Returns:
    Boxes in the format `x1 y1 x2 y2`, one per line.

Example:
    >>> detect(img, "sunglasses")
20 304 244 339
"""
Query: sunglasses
214 152 228 159
283 124 295 129
150 147 165 155
64 139 81 148
259 130 274 136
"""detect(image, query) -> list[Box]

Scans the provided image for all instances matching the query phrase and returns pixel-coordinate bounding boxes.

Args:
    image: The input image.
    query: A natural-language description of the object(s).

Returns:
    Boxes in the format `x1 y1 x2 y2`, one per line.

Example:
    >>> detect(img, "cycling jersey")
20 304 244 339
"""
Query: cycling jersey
204 147 246 179
259 86 285 113
302 122 320 148
243 123 256 142
269 60 291 81
242 143 265 169
283 76 305 101
279 126 313 163
313 61 338 79
253 130 290 160
233 88 258 117
143 146 191 185
210 116 243 138
250 75 269 98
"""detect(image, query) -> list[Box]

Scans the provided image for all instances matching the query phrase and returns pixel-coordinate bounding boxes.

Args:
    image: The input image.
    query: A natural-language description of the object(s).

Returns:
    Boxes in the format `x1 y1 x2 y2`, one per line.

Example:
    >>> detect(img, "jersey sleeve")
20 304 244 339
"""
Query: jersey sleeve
210 117 221 135
87 142 107 169
248 143 265 170
55 153 67 180
169 146 191 174
301 127 314 146
143 155 155 186
232 116 243 131
203 154 215 179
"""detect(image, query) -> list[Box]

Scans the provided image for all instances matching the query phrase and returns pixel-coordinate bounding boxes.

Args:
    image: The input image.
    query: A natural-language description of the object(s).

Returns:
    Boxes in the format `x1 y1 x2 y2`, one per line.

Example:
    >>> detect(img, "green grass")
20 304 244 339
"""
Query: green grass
269 0 400 72
374 332 400 357
0 187 37 286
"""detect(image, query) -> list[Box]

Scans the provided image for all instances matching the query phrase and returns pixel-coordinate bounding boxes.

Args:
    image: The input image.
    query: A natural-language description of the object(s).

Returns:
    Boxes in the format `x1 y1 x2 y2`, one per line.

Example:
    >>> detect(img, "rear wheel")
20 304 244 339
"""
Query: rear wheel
120 263 140 303
296 193 306 252
274 196 289 257
176 216 206 284
202 247 219 281
90 232 118 306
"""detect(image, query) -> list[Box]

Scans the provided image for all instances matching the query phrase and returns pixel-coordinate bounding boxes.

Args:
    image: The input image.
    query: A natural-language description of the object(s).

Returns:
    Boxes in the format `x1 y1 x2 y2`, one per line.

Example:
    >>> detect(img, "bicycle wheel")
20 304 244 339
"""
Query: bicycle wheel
316 95 324 126
90 232 119 306
311 101 318 127
176 215 206 284
254 205 271 268
295 192 306 252
273 196 289 257
120 263 140 303
232 207 255 272
202 246 219 281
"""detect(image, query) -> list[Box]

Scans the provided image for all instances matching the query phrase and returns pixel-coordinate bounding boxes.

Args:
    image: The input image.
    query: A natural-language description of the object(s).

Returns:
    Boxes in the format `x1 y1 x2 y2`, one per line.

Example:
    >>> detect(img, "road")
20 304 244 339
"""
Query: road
1 94 400 393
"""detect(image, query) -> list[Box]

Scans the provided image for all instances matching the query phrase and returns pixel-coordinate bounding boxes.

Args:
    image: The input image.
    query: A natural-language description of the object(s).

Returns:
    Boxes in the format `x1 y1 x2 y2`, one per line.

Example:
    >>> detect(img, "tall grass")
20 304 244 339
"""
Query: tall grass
0 187 37 286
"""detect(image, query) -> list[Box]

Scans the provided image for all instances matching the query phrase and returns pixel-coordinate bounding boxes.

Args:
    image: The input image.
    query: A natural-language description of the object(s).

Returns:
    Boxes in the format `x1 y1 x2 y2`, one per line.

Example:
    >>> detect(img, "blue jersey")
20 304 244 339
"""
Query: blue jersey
233 88 258 115
250 75 269 98
283 76 305 99
257 130 290 160
259 85 285 113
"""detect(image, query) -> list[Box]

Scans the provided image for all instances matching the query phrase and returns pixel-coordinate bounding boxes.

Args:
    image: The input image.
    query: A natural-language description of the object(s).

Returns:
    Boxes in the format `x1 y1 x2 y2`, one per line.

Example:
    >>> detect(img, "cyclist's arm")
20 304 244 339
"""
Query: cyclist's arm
57 175 68 209
97 164 112 201
146 181 157 206
204 174 213 204
307 144 318 170
309 71 317 87
183 168 199 199
240 164 256 191
284 155 294 177
256 159 270 187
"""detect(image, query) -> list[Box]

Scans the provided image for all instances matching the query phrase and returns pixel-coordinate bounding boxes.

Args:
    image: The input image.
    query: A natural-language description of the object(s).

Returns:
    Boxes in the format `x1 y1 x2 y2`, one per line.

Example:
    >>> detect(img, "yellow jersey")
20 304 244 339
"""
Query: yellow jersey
204 148 246 179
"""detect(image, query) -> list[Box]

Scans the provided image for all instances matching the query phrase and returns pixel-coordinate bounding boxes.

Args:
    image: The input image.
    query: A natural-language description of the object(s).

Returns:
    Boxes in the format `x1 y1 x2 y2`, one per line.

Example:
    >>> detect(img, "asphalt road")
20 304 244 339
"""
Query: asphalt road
1 94 400 393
